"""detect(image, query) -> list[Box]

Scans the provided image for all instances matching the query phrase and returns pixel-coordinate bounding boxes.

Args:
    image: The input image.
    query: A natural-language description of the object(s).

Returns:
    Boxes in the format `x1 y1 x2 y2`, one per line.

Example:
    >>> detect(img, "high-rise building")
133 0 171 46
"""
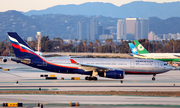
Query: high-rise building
77 21 89 41
98 26 104 35
117 18 149 40
177 33 180 39
126 18 136 40
90 19 99 41
104 29 110 34
117 19 126 40
171 34 177 40
163 34 171 40
136 18 149 39
135 19 141 40
148 31 156 40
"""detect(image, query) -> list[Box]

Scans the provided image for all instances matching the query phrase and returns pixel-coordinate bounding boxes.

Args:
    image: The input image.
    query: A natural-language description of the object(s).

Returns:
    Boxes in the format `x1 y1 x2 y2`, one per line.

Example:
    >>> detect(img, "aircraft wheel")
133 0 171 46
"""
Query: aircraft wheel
120 80 123 83
86 76 98 81
92 77 98 81
152 77 155 81
87 77 91 80
85 76 88 80
89 77 92 81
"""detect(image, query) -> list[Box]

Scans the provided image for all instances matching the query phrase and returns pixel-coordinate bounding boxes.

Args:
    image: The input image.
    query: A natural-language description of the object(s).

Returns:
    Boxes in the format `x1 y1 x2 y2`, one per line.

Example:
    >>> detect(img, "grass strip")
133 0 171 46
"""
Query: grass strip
0 91 179 97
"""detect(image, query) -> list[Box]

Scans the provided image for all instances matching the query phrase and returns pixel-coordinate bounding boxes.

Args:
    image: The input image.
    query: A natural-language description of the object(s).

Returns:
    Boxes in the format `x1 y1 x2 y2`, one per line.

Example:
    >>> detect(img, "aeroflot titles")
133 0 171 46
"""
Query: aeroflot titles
136 60 153 62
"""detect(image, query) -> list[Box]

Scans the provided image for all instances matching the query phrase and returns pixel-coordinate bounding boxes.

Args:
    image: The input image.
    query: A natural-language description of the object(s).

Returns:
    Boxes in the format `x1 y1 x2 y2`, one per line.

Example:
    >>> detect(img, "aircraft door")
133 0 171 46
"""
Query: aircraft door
130 61 135 68
155 62 159 68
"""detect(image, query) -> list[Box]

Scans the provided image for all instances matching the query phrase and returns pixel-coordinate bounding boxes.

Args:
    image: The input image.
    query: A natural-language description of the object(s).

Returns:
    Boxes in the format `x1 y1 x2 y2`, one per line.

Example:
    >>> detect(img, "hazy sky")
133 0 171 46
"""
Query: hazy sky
0 0 179 12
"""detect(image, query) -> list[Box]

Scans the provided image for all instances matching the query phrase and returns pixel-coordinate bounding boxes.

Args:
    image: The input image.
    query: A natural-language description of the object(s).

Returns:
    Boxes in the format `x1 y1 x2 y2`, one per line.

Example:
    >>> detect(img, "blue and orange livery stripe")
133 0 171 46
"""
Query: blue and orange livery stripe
11 43 34 55
11 41 78 69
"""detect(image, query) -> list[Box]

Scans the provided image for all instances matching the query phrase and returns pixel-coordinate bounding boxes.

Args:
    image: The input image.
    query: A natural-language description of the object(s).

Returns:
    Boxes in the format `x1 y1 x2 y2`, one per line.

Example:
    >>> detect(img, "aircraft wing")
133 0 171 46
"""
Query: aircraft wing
48 55 86 58
70 59 122 72
174 55 180 58
0 56 15 62
76 63 109 72
40 52 86 58
0 56 31 64
0 56 13 59
70 59 124 78
129 54 146 57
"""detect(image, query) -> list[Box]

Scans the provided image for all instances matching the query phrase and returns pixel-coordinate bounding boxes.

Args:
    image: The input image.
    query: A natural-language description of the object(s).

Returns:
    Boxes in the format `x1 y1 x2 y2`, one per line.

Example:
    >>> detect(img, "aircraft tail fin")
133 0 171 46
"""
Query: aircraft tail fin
134 40 149 54
128 43 138 54
7 32 40 59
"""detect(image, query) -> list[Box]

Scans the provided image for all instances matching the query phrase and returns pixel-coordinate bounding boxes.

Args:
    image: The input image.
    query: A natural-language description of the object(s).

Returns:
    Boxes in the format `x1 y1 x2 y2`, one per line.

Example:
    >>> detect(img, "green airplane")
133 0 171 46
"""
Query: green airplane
129 40 180 62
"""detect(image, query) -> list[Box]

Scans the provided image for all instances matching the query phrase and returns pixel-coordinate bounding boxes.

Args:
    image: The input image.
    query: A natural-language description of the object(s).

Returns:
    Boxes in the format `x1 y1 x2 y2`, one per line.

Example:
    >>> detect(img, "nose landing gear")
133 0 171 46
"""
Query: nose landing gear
152 74 156 81
120 80 123 83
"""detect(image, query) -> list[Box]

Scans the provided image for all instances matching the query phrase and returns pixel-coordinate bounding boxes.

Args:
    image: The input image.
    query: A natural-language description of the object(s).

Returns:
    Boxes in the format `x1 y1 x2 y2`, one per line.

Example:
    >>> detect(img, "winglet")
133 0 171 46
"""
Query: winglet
70 59 77 64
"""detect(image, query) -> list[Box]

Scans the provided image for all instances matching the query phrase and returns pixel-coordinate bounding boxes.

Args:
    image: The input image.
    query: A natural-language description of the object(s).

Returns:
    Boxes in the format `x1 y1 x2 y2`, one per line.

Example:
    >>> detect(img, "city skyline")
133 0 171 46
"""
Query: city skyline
117 18 149 40
77 21 89 41
0 0 179 12
0 9 178 42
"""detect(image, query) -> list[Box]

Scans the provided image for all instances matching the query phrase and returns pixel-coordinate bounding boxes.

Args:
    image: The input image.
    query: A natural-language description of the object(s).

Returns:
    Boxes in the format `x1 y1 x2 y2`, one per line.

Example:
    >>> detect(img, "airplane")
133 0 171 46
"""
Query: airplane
3 32 173 81
128 42 149 58
128 43 138 55
129 40 180 62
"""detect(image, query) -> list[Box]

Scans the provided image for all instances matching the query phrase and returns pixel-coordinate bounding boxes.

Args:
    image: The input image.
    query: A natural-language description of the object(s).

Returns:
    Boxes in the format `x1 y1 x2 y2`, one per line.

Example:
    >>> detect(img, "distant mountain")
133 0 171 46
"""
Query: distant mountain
25 2 119 18
149 17 180 34
1 10 180 41
24 1 180 19
0 10 40 41
0 10 118 41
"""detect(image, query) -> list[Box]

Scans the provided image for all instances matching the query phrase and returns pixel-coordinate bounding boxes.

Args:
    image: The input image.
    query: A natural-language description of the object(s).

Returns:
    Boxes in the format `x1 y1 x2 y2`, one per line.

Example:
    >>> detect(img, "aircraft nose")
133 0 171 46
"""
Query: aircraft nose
166 65 173 71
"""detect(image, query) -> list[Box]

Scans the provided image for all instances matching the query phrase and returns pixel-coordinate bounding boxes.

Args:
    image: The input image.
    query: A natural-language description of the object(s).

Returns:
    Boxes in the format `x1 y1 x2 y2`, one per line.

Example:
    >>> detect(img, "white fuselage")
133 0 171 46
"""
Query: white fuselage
133 53 180 62
44 57 172 74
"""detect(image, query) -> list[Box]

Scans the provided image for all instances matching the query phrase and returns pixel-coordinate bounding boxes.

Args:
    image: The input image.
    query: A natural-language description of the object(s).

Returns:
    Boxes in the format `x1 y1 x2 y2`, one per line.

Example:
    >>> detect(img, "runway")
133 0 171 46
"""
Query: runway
0 61 180 107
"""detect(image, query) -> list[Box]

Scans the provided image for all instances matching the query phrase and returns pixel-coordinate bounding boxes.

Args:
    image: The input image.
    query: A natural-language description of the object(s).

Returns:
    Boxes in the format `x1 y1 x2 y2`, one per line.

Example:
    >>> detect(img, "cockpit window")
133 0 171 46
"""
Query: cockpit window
164 63 168 65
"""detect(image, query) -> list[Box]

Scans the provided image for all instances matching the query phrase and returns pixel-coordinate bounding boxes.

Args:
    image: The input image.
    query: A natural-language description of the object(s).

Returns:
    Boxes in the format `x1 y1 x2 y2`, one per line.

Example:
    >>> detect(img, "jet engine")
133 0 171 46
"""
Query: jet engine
98 70 124 79
2 58 7 62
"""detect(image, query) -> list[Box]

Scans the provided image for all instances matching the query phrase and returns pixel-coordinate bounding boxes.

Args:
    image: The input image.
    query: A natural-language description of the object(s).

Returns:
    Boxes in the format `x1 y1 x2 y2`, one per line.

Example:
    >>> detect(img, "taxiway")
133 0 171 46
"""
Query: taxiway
0 61 180 107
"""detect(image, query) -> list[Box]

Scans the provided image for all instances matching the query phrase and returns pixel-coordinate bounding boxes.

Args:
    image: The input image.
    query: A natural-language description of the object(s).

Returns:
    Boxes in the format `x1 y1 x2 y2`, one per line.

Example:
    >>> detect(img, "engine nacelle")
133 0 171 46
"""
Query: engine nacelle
98 70 124 79
2 58 7 62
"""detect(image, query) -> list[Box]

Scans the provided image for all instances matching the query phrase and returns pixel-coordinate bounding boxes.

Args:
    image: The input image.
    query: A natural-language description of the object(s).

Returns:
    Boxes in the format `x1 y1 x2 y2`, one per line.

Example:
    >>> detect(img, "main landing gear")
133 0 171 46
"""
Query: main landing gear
152 74 156 81
120 80 123 83
85 76 98 81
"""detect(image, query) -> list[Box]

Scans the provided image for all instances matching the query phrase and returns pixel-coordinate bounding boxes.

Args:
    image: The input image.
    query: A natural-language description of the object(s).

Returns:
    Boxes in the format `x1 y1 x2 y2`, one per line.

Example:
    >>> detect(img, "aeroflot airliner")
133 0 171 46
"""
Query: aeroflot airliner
3 32 173 81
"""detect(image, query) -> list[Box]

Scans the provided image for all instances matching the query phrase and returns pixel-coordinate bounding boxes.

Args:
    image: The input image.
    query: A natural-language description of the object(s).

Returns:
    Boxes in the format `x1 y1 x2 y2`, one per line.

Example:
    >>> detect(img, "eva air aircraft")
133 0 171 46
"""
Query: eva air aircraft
128 40 180 62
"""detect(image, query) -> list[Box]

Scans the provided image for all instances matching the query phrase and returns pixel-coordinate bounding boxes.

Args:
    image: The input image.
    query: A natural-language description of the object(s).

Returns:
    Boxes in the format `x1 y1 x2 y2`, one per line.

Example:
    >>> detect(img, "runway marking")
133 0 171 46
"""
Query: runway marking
0 85 180 88
0 88 49 91
53 81 57 83
0 71 22 77
170 77 180 80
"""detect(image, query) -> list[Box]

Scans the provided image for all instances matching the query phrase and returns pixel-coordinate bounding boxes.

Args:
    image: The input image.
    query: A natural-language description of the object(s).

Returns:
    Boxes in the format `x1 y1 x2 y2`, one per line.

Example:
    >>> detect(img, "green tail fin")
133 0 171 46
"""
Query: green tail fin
134 40 149 54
